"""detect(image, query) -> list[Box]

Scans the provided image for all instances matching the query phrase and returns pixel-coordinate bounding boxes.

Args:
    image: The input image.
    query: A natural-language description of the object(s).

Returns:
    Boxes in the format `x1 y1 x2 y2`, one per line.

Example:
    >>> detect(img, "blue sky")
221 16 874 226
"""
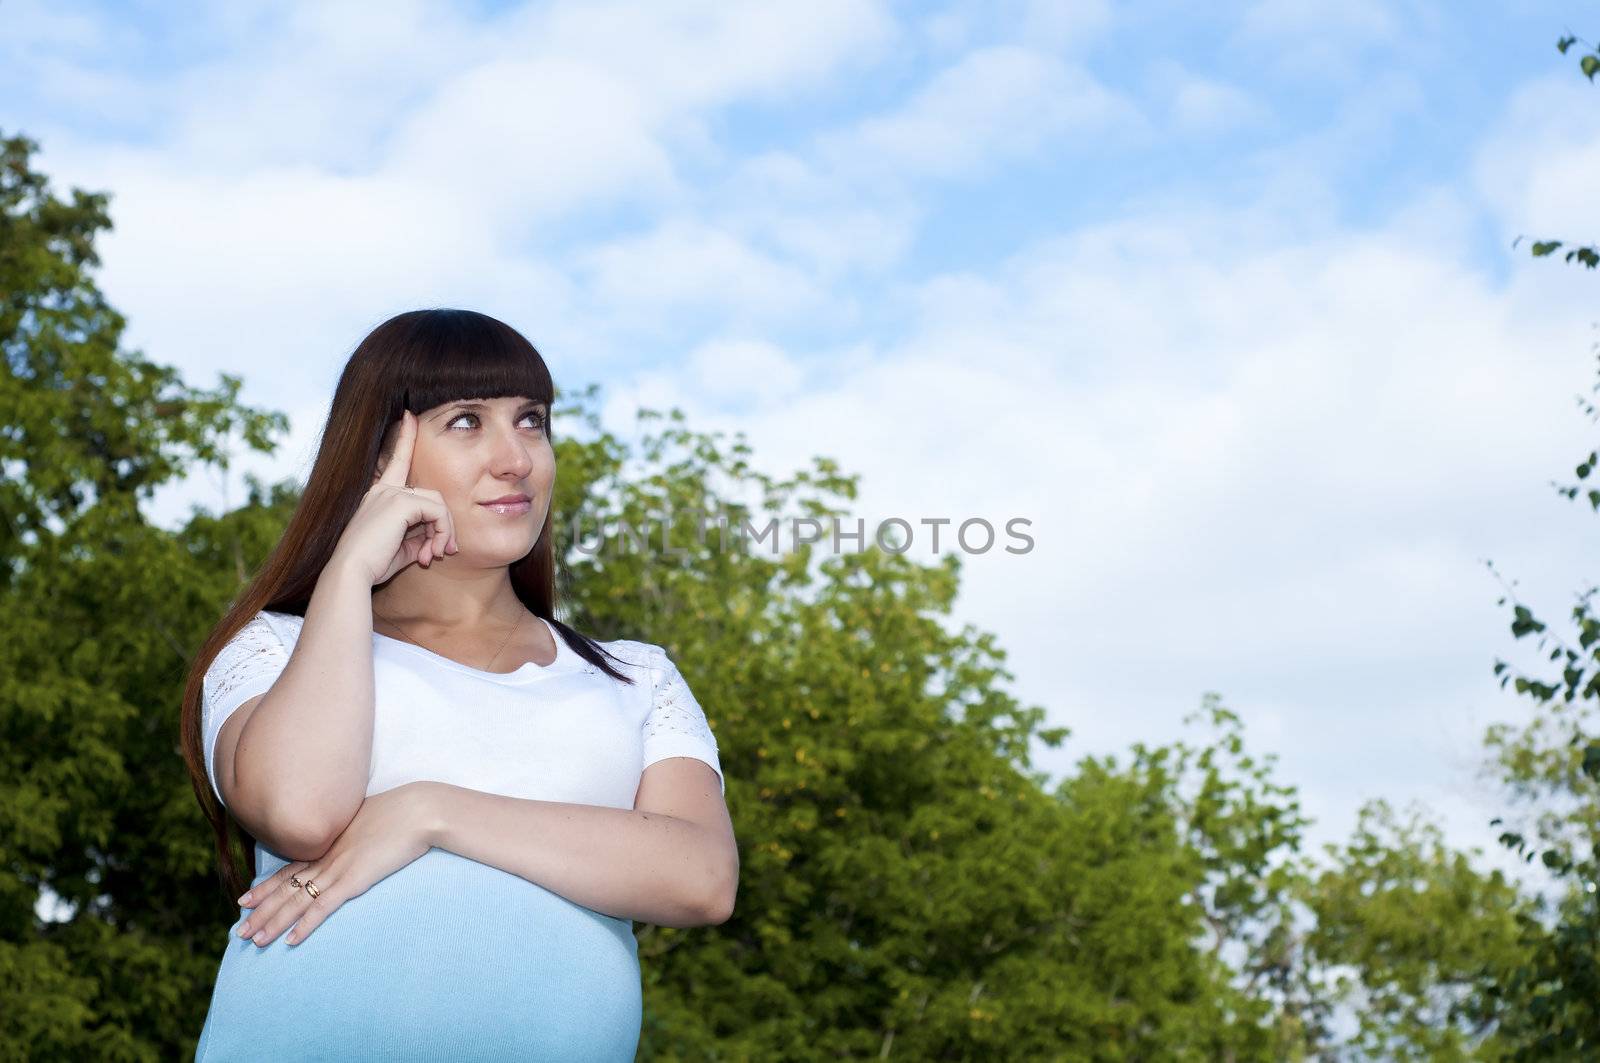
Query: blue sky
8 0 1600 894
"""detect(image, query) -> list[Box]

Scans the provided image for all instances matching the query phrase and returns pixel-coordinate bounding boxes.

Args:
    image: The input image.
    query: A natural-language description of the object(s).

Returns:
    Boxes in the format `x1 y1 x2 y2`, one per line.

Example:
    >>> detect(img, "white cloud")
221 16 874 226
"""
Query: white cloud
500 0 898 111
717 150 921 278
1233 0 1400 80
76 160 552 385
573 217 836 329
1016 0 1113 47
384 56 683 219
1472 72 1600 247
1167 70 1264 134
0 0 119 53
1239 0 1397 41
14 0 900 432
815 45 1145 183
686 338 805 405
604 174 1598 879
913 0 1112 56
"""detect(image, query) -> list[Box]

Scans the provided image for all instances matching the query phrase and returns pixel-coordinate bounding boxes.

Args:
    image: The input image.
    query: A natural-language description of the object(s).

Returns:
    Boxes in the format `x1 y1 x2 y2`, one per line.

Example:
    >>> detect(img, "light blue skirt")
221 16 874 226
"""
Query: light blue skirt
195 846 642 1062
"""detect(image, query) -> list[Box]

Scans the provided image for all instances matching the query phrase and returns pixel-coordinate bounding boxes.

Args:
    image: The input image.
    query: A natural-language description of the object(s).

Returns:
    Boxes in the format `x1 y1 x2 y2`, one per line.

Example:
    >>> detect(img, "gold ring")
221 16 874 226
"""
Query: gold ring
304 881 321 899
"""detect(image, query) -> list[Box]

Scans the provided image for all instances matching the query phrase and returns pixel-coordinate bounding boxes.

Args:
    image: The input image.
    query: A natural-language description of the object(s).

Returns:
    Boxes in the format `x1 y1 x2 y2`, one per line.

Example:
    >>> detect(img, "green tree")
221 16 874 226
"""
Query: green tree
0 129 290 1059
1476 26 1600 1059
1298 799 1537 1061
1514 33 1600 273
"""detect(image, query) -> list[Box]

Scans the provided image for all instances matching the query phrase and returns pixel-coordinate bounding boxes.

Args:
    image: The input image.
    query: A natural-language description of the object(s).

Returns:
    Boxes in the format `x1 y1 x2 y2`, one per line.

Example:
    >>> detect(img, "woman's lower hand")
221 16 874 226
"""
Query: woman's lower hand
234 781 440 947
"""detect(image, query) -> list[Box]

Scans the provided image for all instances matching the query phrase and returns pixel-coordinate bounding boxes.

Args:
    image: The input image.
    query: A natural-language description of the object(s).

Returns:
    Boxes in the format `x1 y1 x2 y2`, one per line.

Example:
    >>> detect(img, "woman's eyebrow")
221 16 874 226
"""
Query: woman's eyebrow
442 400 547 414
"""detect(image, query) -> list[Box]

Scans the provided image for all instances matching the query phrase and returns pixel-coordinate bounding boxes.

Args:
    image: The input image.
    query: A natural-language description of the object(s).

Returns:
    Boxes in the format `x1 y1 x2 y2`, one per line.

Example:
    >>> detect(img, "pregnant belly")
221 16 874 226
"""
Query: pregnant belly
196 847 641 1063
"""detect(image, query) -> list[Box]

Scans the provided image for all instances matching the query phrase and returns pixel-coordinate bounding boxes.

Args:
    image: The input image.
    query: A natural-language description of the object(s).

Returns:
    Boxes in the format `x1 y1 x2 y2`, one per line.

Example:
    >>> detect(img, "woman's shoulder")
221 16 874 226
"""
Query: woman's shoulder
586 634 664 676
251 609 305 644
215 609 301 643
204 611 303 697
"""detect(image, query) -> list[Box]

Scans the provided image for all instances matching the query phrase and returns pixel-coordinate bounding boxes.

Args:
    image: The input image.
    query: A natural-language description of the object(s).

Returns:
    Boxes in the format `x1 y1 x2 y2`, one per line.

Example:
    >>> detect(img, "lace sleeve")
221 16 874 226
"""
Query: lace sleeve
641 645 725 797
201 613 291 806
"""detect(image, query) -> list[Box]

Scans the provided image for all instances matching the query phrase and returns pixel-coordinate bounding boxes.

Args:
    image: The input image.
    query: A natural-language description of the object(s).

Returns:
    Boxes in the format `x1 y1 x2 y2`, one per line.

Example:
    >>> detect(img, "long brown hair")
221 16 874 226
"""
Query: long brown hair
179 307 636 904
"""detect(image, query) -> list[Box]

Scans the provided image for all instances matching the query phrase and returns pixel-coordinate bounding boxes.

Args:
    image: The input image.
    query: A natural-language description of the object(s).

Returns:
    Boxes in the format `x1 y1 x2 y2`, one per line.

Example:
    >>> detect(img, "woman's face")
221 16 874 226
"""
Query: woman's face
383 395 554 562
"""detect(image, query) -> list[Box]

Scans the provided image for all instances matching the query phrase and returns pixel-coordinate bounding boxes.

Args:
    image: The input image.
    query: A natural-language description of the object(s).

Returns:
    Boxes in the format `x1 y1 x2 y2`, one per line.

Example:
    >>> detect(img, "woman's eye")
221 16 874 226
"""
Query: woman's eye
445 412 546 432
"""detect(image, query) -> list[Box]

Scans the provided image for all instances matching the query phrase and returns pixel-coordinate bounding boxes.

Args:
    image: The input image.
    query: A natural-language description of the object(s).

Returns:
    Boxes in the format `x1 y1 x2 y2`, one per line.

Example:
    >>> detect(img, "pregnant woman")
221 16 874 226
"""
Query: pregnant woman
177 308 736 1061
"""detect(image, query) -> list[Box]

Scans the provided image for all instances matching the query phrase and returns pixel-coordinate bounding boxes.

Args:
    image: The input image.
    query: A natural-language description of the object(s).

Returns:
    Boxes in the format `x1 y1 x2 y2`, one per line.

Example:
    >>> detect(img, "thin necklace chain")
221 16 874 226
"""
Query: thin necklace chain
374 606 525 673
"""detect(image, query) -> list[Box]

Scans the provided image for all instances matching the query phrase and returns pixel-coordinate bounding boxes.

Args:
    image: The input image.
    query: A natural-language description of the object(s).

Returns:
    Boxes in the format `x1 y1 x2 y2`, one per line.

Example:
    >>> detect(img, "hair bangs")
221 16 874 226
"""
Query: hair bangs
393 308 554 417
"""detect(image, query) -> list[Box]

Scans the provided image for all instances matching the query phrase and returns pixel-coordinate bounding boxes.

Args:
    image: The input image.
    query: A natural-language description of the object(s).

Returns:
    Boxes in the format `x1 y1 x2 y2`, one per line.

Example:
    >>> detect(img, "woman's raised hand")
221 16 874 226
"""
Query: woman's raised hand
330 409 459 587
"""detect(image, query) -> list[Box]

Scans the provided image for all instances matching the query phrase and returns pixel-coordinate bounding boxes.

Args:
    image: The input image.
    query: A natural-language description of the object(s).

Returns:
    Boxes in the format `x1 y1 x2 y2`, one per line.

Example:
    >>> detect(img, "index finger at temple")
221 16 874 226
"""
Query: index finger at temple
378 410 417 487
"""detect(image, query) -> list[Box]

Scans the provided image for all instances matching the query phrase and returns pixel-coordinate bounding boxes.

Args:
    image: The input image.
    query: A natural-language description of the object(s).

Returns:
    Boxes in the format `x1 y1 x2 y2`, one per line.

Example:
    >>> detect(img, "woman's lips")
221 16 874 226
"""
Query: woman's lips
479 499 532 515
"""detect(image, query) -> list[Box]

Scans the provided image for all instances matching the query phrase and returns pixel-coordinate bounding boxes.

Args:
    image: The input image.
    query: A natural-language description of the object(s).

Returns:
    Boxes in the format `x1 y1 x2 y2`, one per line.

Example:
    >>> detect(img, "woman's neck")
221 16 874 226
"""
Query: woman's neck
370 567 525 630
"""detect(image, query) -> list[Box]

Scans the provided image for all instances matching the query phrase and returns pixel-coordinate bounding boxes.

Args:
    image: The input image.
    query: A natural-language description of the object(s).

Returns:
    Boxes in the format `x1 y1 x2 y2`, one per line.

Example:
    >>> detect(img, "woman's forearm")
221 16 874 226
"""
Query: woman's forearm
417 782 731 928
235 562 376 848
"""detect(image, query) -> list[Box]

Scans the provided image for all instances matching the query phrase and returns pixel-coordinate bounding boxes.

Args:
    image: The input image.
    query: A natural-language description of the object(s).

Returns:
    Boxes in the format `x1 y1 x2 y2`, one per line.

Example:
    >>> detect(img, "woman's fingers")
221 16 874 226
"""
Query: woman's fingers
368 423 467 568
427 511 455 565
394 488 453 568
412 489 453 562
246 885 314 947
397 518 430 567
376 410 417 489
237 862 319 947
284 892 334 945
237 861 300 926
247 900 301 947
237 867 295 937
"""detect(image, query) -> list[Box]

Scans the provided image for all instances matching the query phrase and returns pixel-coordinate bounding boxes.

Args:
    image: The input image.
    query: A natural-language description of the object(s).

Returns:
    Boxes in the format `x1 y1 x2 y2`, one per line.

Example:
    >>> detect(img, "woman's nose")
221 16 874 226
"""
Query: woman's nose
493 436 535 475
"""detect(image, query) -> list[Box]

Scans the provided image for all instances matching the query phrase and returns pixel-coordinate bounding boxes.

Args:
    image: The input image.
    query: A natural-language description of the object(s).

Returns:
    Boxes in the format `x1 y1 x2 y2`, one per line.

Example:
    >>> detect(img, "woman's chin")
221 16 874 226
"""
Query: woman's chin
449 538 542 564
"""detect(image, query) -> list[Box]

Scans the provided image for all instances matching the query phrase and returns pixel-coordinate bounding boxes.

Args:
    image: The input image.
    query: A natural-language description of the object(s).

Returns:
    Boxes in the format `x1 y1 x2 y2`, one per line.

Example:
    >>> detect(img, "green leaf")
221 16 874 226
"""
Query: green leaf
1582 741 1600 781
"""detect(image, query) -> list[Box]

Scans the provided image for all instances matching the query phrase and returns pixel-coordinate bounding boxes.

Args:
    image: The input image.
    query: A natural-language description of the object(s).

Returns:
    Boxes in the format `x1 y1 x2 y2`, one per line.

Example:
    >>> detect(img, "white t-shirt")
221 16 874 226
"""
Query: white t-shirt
199 610 725 814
